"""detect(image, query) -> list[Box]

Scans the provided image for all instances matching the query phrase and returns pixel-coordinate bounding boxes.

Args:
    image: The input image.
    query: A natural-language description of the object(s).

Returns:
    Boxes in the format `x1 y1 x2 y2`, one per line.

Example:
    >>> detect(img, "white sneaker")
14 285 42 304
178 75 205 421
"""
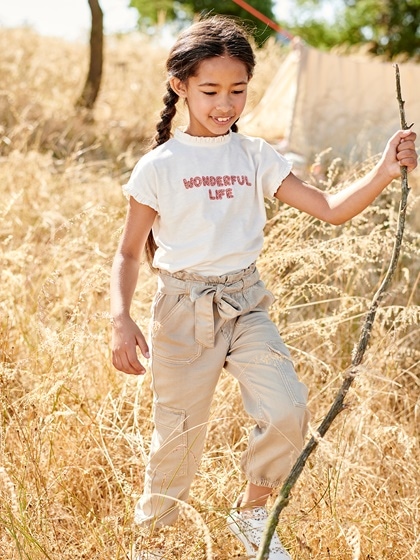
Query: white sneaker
227 498 292 559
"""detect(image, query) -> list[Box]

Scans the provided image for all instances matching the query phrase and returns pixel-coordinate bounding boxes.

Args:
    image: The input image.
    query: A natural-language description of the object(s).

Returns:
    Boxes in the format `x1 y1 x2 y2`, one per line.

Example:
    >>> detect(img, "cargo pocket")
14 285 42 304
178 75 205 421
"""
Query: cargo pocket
151 403 188 477
267 341 308 408
151 292 203 364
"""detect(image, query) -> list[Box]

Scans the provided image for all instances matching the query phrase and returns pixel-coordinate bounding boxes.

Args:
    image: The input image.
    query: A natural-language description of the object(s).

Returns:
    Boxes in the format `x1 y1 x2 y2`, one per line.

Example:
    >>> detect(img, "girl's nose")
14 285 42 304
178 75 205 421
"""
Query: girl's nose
216 96 232 112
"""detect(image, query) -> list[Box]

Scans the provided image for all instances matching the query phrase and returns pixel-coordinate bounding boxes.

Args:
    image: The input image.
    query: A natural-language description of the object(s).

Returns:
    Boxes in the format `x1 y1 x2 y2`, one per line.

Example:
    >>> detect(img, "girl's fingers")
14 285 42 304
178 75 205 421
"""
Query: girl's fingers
112 347 146 375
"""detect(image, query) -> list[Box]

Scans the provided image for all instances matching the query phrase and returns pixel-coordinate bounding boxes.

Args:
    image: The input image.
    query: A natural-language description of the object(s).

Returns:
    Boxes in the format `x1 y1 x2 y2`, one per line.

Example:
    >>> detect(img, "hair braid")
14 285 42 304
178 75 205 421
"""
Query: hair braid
145 84 179 269
152 83 179 148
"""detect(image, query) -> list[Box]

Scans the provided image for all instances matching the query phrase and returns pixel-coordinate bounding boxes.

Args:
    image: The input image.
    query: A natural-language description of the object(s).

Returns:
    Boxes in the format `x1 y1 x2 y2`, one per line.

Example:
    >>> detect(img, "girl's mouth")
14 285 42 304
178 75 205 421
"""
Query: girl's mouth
212 116 233 124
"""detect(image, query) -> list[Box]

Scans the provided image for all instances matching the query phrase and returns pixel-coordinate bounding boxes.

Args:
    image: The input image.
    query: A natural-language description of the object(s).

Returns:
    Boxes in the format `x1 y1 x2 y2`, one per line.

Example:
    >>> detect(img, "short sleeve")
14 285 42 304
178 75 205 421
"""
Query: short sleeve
122 156 160 213
256 139 293 198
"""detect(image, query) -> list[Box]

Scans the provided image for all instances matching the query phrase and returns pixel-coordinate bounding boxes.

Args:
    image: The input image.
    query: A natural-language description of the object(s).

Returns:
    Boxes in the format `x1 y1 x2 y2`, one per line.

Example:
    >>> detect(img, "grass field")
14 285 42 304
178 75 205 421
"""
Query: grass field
1 28 419 559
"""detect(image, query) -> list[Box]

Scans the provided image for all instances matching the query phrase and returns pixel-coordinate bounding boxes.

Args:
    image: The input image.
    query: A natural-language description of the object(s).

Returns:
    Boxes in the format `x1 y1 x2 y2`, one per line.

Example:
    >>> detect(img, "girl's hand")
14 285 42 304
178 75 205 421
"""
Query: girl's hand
111 316 150 375
380 129 418 179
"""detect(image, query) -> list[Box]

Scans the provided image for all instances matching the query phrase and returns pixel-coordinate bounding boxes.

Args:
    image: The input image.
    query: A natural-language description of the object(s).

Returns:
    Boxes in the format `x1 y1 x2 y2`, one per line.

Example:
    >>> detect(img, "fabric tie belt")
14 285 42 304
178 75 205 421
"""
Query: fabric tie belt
157 265 267 349
191 283 245 348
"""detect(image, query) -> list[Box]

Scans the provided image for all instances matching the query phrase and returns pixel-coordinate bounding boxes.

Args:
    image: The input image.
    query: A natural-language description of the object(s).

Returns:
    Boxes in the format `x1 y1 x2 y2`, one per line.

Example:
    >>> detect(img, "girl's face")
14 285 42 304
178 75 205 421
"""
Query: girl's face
171 56 249 137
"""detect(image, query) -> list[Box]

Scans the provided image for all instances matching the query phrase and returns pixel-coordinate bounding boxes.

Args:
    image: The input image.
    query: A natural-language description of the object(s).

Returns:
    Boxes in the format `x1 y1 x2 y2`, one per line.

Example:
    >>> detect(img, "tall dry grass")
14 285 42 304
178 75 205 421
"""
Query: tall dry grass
0 27 419 560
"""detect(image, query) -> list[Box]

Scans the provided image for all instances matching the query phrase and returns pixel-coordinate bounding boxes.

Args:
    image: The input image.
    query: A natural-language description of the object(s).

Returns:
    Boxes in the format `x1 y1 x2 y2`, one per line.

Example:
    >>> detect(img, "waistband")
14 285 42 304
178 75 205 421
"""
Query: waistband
158 262 259 293
156 263 262 348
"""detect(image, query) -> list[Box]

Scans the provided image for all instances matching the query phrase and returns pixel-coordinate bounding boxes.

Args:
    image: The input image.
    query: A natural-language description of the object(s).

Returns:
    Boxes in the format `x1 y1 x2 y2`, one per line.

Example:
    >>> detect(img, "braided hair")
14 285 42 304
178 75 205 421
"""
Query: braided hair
145 15 256 269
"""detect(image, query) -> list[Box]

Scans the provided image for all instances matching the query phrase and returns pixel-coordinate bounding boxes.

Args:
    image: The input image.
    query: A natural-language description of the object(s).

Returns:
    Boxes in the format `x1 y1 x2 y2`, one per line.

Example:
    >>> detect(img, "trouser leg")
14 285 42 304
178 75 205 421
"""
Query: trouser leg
224 306 310 488
135 295 228 527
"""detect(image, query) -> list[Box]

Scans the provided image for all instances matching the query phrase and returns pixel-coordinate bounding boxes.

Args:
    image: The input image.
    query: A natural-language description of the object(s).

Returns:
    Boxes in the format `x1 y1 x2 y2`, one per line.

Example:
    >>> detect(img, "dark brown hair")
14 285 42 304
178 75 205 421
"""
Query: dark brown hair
144 15 256 269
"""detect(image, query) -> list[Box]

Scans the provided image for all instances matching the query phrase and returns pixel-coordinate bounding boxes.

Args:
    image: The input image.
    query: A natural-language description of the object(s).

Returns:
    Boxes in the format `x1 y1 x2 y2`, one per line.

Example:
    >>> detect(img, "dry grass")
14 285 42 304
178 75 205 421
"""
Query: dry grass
1 27 419 560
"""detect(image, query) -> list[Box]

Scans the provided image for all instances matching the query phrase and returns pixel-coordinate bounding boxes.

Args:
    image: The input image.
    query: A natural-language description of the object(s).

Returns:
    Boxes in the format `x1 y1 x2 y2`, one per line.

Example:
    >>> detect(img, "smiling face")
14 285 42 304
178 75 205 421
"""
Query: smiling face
170 56 250 137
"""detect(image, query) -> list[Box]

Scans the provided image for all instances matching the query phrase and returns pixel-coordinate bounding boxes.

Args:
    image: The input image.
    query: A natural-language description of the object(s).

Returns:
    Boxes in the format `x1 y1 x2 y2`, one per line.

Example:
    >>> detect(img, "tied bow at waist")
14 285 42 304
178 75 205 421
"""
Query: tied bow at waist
190 284 245 348
157 266 271 350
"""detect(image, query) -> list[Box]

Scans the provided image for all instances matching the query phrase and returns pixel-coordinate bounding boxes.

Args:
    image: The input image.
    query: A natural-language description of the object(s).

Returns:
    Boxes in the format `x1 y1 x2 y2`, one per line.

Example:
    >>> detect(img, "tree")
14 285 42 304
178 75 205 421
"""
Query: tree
77 0 104 109
341 0 420 58
288 0 420 59
129 0 278 45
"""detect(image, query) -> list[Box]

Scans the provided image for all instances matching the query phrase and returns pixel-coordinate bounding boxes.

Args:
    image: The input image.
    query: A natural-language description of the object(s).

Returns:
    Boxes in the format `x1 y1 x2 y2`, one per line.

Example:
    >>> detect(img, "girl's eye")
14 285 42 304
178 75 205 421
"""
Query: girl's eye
202 90 245 96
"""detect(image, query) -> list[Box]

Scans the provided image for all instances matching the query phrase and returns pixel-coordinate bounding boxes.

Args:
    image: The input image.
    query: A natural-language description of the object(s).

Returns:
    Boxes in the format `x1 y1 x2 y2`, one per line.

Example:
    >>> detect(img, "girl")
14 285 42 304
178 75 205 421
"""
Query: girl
110 16 417 560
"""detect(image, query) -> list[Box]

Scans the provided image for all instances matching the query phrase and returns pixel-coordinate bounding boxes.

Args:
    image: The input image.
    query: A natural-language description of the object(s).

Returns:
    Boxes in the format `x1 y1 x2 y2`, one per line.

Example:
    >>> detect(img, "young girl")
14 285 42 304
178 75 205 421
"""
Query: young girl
110 15 417 560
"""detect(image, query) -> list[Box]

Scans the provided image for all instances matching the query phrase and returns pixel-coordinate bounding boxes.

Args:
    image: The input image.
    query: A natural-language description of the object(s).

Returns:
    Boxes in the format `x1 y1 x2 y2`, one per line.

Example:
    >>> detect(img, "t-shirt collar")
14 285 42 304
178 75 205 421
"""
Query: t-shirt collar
174 127 232 146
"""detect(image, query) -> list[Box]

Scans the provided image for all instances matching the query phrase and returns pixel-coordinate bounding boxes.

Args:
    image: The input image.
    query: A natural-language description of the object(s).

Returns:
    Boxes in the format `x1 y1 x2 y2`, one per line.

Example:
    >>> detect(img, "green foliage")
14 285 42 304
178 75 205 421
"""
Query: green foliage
342 0 420 58
129 0 278 46
289 0 420 59
129 0 179 25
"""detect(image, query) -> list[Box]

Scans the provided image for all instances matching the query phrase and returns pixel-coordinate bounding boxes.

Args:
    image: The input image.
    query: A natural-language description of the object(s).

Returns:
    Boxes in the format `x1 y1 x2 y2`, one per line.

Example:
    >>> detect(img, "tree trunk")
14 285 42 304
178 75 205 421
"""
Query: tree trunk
76 0 103 109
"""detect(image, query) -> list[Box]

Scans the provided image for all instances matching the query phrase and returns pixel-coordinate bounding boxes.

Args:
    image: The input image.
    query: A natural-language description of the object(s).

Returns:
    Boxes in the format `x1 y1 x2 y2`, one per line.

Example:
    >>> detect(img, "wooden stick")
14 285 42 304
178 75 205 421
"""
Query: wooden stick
256 64 412 560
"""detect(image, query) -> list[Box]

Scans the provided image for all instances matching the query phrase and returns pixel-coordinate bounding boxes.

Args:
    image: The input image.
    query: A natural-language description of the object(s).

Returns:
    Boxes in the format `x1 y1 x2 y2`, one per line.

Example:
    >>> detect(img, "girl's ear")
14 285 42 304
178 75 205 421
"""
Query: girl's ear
170 77 187 98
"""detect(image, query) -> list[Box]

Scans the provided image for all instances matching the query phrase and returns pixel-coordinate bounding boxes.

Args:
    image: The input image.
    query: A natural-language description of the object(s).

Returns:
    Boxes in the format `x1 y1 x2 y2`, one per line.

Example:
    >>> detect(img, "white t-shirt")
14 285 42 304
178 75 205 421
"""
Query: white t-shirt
123 128 292 276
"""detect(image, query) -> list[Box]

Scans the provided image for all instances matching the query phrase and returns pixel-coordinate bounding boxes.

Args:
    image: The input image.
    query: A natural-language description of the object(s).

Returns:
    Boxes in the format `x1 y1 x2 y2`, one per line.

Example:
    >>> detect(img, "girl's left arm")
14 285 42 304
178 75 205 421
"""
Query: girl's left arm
274 129 417 225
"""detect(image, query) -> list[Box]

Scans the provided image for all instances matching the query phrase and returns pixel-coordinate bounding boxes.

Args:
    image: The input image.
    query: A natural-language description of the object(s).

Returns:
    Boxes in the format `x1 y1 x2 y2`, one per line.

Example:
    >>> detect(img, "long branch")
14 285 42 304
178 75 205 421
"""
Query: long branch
256 64 411 560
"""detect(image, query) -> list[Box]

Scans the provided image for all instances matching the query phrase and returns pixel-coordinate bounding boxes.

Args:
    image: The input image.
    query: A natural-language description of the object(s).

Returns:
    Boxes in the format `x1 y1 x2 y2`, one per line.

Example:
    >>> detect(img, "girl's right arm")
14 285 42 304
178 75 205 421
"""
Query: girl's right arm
110 198 157 375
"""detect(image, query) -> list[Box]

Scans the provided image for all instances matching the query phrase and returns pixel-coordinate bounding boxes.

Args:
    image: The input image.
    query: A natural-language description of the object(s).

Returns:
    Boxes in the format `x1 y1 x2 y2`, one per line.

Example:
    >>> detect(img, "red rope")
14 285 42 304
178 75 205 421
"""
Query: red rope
231 0 294 39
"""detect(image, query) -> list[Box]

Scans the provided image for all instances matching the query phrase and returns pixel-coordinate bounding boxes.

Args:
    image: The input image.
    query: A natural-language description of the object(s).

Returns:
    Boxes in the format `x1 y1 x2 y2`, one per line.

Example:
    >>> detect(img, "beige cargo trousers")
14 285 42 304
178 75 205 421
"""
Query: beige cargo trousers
135 263 310 527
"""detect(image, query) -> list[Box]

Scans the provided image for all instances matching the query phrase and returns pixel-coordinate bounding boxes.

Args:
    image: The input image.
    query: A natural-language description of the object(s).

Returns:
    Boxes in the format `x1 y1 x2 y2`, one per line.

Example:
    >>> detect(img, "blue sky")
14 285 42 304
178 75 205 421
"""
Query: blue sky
0 0 308 41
